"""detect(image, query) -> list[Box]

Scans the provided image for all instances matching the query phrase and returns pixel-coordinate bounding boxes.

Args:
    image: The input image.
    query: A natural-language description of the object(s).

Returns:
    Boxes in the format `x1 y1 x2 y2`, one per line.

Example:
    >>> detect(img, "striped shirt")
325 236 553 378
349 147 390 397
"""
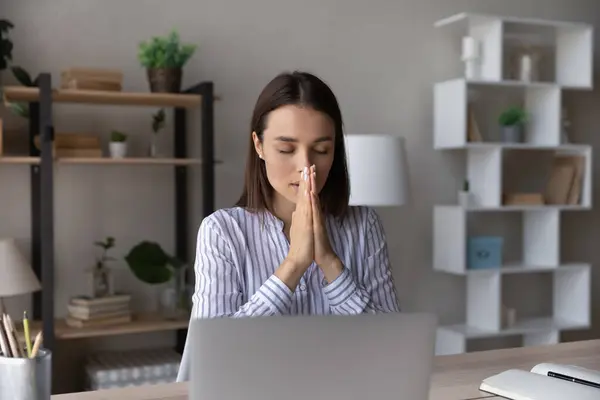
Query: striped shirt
176 205 400 381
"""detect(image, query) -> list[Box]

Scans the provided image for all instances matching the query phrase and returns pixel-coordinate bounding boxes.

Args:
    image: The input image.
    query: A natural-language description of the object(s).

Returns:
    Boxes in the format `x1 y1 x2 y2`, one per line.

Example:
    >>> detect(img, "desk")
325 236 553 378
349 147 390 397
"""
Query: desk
52 339 600 400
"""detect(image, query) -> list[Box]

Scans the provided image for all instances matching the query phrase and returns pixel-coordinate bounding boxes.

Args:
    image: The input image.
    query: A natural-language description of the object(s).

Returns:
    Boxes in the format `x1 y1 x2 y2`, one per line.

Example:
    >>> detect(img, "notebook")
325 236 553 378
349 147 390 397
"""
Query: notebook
480 363 600 400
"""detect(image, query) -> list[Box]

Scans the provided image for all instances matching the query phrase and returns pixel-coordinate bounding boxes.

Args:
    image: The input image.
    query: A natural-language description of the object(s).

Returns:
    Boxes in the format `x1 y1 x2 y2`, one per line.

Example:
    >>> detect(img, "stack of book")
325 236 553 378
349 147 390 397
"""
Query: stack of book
65 294 132 329
60 68 123 91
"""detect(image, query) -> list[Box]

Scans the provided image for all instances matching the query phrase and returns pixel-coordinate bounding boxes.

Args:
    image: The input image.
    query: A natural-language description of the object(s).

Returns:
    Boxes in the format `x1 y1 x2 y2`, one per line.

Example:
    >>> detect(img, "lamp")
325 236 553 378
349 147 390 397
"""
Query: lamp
0 238 41 314
345 134 410 206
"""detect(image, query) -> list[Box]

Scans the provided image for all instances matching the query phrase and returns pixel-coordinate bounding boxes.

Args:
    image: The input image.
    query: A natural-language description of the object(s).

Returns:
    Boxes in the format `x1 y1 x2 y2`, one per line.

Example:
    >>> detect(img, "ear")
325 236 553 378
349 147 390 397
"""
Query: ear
252 131 264 159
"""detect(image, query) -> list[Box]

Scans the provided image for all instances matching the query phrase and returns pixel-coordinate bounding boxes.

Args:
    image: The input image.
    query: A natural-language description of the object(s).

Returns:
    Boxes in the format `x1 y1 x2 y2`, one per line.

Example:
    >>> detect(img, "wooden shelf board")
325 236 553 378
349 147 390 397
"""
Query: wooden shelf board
56 157 204 165
0 156 41 164
439 317 589 339
3 86 202 108
18 313 189 340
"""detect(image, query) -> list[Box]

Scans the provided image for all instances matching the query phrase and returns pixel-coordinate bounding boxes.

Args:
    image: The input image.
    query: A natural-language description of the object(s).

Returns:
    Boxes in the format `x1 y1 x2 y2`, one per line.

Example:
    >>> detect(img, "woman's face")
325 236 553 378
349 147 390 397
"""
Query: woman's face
253 105 336 206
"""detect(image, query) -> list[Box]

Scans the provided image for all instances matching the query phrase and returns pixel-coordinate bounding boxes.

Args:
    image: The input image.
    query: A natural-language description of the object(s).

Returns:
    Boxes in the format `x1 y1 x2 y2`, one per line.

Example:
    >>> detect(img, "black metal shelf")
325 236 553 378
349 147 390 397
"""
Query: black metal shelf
23 73 215 353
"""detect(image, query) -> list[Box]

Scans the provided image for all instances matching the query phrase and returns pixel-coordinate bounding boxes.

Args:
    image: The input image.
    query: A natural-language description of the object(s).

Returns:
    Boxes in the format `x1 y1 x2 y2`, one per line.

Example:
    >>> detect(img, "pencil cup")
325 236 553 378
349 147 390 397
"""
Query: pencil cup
0 348 52 400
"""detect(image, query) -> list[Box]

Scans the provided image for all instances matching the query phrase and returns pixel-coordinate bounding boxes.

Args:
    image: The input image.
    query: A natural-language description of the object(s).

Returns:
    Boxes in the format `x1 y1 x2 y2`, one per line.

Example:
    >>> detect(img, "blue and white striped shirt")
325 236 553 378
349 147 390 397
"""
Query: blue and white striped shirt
177 205 400 381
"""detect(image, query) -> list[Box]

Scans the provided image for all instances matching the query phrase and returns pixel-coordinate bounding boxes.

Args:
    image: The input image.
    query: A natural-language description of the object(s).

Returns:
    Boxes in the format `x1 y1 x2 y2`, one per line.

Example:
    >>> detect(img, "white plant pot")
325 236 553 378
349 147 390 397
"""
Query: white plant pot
109 142 127 158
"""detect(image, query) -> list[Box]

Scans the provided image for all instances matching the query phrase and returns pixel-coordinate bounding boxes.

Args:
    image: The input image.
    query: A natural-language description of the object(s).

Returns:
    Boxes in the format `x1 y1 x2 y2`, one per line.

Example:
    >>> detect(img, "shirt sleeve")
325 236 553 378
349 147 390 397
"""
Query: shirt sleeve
323 207 401 314
191 214 294 318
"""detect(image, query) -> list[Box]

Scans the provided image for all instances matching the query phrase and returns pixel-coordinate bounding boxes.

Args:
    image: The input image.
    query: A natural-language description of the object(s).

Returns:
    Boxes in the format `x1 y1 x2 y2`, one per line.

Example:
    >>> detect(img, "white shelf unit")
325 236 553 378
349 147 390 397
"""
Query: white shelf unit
432 13 593 355
434 12 593 89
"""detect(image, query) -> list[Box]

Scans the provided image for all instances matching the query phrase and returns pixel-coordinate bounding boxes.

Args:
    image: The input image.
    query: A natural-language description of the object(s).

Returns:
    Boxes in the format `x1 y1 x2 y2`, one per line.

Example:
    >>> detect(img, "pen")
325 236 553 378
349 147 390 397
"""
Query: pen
548 371 600 390
23 311 32 358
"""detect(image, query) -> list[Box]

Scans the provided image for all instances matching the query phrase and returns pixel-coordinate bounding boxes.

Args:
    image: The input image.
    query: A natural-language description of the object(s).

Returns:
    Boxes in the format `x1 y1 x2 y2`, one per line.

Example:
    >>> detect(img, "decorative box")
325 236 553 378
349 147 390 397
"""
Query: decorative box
467 236 503 270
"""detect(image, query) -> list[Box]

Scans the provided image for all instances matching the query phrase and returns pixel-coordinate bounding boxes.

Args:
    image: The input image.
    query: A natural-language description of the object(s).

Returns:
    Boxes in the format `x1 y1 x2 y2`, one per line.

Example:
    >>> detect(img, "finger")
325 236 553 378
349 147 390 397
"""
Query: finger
310 165 316 194
298 168 307 202
311 191 320 221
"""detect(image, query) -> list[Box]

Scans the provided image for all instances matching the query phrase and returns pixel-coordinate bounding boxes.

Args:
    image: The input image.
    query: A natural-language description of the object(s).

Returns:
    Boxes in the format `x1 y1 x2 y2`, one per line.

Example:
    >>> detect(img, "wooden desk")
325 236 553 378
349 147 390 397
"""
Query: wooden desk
52 339 600 400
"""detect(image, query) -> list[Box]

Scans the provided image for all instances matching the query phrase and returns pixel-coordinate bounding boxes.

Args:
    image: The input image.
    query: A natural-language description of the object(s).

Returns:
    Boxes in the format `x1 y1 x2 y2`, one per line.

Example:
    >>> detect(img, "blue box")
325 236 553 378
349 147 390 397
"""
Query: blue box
467 236 503 270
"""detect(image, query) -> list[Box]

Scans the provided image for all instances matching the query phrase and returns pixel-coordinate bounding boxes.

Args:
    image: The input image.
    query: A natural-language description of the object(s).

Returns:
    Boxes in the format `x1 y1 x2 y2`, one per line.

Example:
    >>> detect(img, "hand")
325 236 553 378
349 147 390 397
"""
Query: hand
285 166 314 271
310 165 343 282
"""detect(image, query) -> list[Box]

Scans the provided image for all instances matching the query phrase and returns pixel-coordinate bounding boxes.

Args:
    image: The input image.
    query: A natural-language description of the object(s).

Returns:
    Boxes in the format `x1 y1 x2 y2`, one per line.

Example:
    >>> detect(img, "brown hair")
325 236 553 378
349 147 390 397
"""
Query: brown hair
236 71 350 218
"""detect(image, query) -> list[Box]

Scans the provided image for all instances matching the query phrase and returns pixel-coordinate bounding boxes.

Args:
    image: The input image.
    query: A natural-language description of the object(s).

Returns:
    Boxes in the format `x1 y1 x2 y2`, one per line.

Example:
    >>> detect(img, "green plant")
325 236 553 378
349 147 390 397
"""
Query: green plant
498 106 528 127
462 180 469 192
95 236 116 269
5 67 37 119
152 109 165 133
124 241 184 284
137 30 196 69
110 130 127 142
0 19 13 71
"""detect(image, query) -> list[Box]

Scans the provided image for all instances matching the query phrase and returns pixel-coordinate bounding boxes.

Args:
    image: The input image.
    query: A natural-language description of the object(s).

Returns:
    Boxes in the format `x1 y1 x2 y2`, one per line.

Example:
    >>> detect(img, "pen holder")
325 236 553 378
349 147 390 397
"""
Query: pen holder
0 348 52 400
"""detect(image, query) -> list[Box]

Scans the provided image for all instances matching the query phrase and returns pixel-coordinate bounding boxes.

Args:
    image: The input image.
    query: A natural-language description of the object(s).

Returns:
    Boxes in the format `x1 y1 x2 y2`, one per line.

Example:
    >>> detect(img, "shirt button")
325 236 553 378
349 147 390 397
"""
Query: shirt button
299 284 306 291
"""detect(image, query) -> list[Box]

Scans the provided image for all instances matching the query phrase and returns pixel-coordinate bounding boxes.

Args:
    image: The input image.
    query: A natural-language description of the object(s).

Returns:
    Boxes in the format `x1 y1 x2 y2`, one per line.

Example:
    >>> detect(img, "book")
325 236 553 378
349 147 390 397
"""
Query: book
65 314 132 328
480 363 600 399
70 294 131 307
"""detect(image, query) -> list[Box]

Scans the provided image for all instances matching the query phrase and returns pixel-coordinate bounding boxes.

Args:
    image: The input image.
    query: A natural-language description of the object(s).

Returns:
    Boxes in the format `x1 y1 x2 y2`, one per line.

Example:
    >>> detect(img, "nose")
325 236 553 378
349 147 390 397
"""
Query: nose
296 150 313 173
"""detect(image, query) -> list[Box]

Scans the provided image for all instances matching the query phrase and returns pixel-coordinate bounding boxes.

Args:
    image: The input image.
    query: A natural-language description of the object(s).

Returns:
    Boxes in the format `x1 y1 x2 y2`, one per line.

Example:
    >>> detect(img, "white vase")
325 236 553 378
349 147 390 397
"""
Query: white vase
109 142 127 158
458 191 472 208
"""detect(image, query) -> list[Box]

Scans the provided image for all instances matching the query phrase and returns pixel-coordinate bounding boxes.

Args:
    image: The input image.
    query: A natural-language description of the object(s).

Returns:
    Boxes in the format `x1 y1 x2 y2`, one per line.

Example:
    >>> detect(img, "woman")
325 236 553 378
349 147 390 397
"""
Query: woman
177 71 400 381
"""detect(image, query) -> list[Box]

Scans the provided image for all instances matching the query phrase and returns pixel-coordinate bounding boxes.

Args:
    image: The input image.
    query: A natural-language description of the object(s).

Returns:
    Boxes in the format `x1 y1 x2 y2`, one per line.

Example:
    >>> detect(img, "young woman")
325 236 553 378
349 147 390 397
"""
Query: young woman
177 71 400 381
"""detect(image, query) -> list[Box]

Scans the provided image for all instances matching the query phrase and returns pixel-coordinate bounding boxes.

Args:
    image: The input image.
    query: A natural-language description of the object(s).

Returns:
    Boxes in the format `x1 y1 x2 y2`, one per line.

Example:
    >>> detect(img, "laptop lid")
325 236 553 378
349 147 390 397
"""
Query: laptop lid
189 312 437 400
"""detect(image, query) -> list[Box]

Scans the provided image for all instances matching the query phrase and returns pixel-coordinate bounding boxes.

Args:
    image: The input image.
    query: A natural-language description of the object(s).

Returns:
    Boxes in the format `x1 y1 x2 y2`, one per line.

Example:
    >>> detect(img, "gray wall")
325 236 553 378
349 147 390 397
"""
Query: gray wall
3 0 600 357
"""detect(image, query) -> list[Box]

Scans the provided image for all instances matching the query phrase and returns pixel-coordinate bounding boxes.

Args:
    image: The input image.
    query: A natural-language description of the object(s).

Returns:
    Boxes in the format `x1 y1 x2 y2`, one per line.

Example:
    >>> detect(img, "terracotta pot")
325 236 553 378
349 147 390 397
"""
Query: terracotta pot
146 67 182 93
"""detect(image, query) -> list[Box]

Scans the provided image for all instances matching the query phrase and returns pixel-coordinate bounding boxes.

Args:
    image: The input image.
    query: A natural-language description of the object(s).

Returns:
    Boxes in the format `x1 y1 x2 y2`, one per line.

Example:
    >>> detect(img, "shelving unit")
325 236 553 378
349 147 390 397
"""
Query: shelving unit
17 314 189 340
433 13 593 355
2 73 216 355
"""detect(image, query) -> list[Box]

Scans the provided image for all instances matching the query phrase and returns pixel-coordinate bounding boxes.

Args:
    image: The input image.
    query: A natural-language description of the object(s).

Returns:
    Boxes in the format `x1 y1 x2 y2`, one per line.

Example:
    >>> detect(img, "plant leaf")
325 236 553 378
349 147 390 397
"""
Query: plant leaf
11 66 34 86
124 241 172 284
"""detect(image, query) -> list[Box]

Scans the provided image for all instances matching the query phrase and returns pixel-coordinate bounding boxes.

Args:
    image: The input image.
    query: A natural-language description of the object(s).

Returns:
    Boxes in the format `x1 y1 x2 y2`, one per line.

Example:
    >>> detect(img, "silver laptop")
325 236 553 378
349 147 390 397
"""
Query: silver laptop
189 312 437 400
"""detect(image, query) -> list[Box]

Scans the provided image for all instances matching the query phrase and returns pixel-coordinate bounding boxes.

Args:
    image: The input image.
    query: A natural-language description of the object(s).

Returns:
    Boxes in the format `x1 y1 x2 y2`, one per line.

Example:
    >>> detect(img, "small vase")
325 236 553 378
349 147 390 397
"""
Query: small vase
158 267 189 319
501 125 523 143
89 267 113 298
147 68 182 93
109 142 127 158
458 191 472 208
148 134 159 157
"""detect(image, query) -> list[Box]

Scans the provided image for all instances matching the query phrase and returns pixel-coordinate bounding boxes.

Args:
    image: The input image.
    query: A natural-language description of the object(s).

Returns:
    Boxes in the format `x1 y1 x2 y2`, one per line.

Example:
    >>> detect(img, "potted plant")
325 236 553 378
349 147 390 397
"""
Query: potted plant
89 236 116 298
498 106 528 143
137 30 196 93
0 19 13 77
124 241 188 318
109 130 127 158
0 19 31 118
6 67 37 119
149 108 165 157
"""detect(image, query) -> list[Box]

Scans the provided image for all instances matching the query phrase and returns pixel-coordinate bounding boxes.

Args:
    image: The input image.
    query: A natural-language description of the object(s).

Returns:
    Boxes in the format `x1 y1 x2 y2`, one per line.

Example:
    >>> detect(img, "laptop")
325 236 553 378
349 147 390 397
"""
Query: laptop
189 312 437 400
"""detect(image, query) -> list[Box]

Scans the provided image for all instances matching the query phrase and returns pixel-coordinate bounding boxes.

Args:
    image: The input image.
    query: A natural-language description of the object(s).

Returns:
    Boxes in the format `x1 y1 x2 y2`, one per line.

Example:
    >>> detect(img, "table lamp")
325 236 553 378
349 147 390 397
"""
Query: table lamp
0 238 41 314
344 134 410 206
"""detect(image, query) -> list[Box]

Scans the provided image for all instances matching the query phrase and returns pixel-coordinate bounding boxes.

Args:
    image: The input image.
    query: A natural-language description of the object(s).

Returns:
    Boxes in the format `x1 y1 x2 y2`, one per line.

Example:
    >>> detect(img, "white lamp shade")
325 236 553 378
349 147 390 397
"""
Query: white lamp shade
345 134 410 206
0 238 41 297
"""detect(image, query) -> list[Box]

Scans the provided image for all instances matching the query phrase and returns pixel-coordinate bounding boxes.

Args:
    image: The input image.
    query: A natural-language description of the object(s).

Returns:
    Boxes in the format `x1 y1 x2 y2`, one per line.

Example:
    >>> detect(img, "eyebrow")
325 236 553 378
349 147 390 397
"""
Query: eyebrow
274 136 333 143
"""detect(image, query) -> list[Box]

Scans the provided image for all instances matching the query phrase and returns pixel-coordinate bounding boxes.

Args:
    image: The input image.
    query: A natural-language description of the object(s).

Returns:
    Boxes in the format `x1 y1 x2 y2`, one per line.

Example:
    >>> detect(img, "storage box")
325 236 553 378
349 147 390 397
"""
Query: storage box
467 236 503 270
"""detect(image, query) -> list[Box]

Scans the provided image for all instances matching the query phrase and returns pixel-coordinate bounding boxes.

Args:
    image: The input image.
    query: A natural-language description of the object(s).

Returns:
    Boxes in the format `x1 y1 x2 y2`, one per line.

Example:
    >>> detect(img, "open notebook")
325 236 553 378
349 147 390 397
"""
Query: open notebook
480 363 600 400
